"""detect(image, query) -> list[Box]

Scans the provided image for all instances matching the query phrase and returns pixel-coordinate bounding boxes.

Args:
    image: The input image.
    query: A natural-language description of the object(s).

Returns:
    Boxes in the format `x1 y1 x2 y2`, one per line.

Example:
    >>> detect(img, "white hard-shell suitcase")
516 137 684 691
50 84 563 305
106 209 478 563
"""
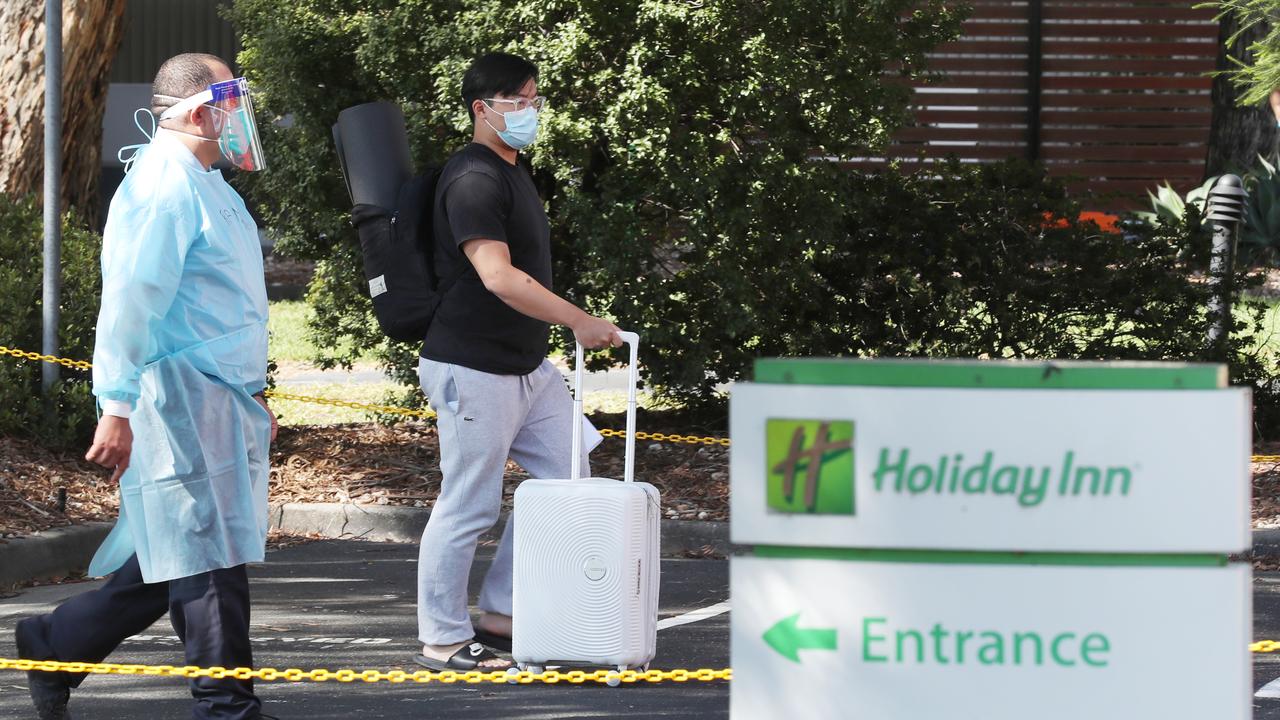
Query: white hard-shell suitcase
512 331 660 673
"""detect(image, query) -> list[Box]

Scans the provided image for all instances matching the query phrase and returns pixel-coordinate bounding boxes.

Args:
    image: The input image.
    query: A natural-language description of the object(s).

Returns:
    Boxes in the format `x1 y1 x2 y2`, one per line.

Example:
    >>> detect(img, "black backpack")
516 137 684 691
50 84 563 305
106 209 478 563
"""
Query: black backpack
350 169 468 343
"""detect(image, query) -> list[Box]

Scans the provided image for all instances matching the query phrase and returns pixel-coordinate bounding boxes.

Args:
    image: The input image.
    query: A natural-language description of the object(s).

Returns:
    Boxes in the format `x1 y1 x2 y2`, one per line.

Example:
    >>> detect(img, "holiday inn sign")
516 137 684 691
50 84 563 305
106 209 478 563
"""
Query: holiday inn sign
730 359 1252 720
735 362 1248 553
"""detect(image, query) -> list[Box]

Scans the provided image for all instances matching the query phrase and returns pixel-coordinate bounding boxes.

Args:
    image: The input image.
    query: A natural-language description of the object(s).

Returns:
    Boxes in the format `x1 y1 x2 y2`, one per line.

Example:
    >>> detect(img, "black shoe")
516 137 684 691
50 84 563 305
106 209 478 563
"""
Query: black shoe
14 618 73 720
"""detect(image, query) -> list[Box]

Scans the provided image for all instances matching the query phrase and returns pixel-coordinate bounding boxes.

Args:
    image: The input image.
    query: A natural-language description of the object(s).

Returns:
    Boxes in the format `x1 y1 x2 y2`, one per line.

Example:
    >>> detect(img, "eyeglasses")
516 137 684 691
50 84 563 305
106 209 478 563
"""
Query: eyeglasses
485 96 546 113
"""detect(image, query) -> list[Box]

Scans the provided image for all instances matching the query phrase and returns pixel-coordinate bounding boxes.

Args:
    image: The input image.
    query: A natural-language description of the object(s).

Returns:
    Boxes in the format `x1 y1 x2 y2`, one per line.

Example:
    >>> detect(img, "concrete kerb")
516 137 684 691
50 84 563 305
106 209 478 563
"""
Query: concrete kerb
0 522 112 590
0 506 729 589
269 502 730 556
8 517 1276 586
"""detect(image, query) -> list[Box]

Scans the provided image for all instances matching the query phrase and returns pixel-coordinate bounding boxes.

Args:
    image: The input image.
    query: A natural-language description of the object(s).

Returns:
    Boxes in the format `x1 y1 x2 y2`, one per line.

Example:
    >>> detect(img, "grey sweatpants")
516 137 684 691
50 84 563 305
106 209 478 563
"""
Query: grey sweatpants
416 357 590 646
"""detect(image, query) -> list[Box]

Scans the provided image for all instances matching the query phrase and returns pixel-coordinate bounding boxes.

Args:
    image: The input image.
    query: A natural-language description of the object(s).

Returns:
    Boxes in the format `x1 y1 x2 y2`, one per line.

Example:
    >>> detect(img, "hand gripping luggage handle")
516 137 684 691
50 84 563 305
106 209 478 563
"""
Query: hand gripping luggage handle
571 331 639 483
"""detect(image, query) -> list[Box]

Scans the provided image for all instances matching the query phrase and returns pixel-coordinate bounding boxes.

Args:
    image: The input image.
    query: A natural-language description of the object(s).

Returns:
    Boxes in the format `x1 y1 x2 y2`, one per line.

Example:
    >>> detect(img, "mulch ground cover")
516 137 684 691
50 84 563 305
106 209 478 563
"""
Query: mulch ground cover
12 421 1278 568
1 411 730 541
1252 441 1280 531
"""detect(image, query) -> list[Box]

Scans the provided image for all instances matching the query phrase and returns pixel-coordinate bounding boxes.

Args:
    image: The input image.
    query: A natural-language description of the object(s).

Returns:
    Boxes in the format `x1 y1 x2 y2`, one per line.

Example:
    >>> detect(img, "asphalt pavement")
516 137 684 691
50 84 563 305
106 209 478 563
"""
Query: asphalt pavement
1254 573 1280 717
0 540 729 719
9 542 1280 718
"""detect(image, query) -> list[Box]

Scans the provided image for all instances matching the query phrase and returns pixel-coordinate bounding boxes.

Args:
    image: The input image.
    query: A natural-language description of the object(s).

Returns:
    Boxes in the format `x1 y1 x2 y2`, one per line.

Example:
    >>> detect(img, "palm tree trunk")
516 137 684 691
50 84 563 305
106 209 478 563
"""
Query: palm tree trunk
1207 7 1277 178
0 0 127 225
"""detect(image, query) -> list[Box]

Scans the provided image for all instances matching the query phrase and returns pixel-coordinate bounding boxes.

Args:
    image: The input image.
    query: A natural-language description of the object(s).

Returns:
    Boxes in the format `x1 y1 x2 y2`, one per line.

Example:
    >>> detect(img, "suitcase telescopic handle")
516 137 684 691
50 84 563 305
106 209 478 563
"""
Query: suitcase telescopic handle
571 331 640 483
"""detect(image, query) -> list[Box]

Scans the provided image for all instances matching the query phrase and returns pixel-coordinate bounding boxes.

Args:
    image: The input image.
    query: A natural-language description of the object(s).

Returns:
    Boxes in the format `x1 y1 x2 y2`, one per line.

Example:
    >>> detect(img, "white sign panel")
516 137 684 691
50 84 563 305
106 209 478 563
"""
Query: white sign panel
731 556 1250 720
730 383 1250 553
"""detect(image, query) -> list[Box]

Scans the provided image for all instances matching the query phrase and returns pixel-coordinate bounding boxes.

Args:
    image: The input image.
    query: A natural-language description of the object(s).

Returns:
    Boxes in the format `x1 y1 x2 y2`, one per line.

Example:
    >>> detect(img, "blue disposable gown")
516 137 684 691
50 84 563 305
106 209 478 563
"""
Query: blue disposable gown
89 130 271 583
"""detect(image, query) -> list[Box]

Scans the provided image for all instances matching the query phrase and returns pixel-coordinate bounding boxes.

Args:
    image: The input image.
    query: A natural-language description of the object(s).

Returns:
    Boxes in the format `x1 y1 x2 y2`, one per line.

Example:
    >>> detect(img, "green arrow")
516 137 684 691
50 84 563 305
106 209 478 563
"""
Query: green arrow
763 613 838 663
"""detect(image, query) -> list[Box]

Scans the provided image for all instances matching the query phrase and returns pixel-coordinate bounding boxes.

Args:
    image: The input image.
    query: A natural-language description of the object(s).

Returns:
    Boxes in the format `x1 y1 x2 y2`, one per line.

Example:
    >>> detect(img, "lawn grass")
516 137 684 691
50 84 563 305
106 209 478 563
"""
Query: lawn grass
268 300 378 366
269 381 407 426
267 300 315 364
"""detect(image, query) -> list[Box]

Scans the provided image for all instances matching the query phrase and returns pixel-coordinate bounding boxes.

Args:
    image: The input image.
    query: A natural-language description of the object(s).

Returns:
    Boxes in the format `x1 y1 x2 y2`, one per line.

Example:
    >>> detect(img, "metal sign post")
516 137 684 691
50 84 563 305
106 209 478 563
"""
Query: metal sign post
42 0 63 397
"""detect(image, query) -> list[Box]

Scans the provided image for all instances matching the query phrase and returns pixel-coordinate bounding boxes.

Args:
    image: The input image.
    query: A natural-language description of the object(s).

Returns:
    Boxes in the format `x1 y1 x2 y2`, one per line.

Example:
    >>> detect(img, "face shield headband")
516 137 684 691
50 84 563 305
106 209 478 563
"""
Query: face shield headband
158 77 266 172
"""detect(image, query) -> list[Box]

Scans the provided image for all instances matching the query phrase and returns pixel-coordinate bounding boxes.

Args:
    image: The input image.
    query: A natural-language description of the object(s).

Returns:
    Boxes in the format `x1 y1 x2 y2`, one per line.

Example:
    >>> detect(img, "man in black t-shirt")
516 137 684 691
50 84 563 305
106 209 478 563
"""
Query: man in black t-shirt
413 52 621 672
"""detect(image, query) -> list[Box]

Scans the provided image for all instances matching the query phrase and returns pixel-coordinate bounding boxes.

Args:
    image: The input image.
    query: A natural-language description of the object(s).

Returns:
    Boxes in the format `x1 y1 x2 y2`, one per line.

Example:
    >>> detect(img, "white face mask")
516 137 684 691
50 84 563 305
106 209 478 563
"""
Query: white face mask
482 99 542 150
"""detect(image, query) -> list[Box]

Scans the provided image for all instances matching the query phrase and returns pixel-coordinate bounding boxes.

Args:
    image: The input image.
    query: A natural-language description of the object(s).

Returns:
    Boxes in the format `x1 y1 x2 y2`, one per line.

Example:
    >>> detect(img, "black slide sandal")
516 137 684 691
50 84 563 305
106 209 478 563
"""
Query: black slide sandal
473 628 512 653
413 642 512 671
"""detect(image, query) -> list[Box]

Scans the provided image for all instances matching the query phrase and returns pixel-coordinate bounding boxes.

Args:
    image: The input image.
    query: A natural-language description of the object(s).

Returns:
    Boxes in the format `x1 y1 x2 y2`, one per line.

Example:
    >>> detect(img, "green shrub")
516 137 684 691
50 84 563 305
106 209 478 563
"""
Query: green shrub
229 1 1275 425
227 0 968 396
0 195 101 447
711 159 1260 374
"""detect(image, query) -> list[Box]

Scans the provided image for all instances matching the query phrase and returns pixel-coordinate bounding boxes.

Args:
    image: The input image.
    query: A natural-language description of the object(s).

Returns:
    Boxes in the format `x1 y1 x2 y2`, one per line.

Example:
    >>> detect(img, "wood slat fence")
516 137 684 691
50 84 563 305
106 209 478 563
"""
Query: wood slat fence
857 1 1219 209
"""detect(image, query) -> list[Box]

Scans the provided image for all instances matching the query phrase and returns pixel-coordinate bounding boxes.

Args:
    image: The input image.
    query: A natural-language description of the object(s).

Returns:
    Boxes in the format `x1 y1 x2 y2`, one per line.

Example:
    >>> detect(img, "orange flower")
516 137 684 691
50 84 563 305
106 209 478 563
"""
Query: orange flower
1041 211 1121 234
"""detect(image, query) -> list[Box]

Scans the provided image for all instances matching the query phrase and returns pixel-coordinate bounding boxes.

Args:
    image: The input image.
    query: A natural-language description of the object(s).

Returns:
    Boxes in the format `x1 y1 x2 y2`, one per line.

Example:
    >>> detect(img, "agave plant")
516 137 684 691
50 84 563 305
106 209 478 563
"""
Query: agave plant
1241 156 1280 264
1136 156 1280 265
1134 178 1213 229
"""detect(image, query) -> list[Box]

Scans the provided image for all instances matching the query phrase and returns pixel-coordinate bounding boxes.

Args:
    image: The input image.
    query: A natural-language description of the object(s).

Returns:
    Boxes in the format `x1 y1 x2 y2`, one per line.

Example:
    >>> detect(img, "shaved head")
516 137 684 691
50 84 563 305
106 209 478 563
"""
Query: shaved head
151 53 230 117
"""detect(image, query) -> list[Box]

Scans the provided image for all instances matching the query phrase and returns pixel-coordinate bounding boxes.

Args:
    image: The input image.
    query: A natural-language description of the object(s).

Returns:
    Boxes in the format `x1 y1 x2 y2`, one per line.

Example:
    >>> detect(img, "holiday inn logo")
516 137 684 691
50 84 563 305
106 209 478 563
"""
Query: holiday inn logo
766 419 856 515
764 420 1139 515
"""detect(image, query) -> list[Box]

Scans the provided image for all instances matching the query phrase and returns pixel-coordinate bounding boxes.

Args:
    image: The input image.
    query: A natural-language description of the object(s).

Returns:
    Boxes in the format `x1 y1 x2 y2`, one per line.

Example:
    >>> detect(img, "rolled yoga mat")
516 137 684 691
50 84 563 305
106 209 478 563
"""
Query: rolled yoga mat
332 101 414 207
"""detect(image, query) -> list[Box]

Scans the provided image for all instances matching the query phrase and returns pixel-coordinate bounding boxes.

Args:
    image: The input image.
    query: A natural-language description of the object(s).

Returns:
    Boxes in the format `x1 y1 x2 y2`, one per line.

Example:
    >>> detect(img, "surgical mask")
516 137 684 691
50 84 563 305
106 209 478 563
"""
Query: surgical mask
483 103 540 150
115 107 217 174
157 77 267 171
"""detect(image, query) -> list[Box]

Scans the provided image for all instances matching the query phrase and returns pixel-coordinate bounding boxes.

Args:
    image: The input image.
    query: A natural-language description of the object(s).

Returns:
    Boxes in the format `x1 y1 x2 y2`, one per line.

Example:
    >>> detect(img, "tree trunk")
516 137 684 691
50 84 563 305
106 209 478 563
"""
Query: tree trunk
1206 9 1276 179
0 0 126 225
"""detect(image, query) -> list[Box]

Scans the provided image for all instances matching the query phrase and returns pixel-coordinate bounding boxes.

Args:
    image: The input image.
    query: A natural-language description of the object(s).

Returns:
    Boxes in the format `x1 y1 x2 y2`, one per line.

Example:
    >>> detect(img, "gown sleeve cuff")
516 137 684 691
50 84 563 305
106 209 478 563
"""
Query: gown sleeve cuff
100 400 133 419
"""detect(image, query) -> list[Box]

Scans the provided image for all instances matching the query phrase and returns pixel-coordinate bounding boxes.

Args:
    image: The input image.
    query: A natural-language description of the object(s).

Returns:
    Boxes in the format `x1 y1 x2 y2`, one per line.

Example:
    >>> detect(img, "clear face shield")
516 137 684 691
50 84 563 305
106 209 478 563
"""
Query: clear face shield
158 77 267 172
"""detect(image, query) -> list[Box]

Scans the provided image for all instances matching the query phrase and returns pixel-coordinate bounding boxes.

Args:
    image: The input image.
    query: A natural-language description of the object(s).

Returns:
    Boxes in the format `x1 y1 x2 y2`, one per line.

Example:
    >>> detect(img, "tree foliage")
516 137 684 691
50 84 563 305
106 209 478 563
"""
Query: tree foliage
1212 0 1280 105
231 1 1274 419
229 0 967 401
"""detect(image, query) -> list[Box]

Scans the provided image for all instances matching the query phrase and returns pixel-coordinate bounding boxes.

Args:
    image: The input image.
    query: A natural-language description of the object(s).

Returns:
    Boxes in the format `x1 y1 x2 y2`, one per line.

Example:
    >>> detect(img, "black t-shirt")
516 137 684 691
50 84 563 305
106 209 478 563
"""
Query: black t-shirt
421 142 552 375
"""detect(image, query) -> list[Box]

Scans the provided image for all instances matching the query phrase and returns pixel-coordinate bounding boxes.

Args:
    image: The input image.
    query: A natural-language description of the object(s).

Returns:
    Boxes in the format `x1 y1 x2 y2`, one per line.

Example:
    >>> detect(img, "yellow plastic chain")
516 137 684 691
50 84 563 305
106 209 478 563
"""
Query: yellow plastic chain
261 389 438 420
0 345 93 371
11 344 1280 456
0 657 731 685
0 345 732 447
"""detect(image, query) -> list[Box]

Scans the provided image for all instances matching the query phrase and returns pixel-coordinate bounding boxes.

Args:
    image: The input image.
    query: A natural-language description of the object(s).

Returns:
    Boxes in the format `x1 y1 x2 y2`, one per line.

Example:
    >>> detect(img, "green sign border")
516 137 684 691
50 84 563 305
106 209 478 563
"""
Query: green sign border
753 358 1225 390
754 545 1229 568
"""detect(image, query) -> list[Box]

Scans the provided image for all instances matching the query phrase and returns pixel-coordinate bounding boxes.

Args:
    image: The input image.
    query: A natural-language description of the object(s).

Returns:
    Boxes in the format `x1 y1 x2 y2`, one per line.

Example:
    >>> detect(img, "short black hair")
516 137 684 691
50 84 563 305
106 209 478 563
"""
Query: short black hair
461 52 538 123
152 53 228 118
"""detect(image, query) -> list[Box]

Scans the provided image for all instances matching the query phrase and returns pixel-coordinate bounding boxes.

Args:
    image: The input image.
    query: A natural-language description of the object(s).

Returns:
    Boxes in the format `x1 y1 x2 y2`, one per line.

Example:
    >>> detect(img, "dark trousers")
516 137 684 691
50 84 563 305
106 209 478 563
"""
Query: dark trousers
17 554 261 720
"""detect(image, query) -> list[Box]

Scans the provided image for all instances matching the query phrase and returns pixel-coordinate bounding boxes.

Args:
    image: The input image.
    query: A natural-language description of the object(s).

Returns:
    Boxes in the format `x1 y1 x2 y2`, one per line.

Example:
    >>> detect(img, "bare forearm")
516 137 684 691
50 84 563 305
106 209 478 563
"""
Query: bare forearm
484 266 588 328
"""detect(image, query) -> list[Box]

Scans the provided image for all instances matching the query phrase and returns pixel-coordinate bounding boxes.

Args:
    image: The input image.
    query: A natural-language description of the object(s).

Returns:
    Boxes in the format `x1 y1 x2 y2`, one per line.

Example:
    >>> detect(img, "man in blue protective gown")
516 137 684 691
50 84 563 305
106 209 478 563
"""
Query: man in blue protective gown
13 53 276 720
